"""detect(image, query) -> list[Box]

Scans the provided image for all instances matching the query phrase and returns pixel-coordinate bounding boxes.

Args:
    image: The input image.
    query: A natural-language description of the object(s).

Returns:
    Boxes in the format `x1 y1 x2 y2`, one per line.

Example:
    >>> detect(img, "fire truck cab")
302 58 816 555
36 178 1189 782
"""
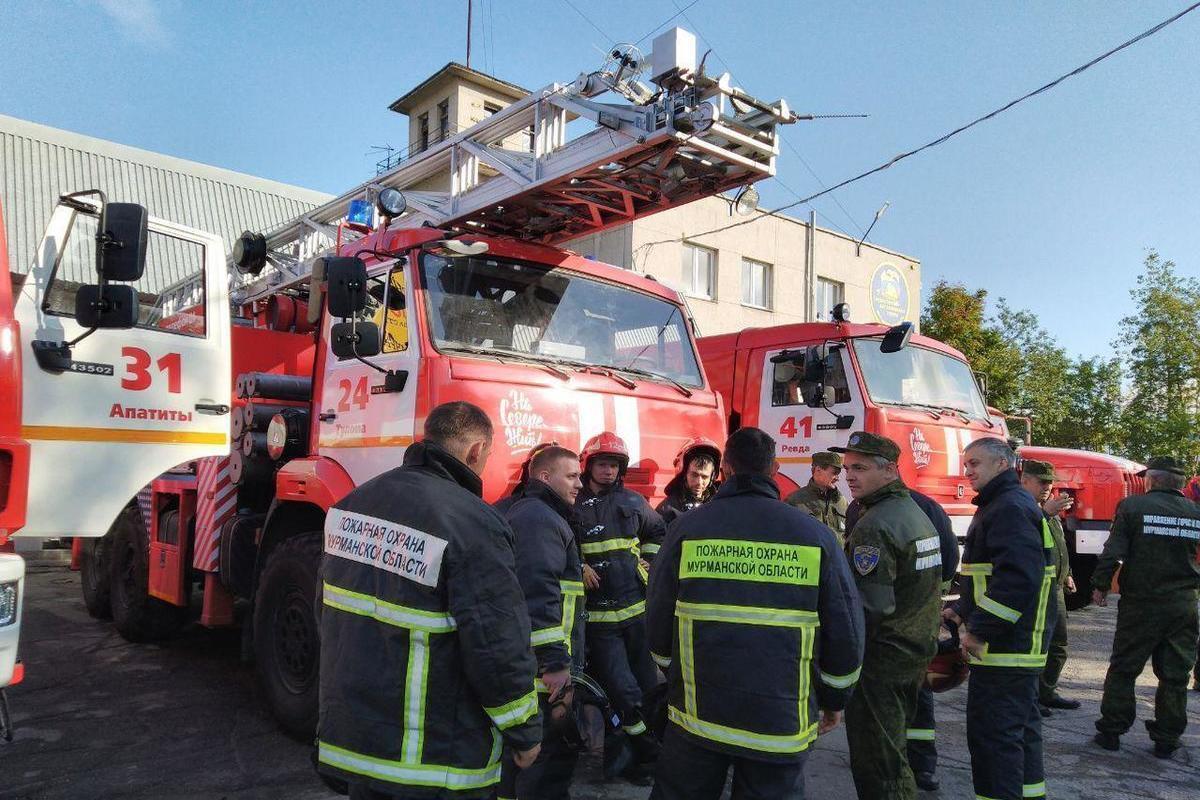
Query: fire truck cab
699 317 1007 533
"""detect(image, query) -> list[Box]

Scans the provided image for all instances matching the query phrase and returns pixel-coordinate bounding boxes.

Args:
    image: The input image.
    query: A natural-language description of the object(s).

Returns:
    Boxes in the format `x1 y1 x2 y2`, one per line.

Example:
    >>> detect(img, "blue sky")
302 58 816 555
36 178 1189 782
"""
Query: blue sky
2 1 1196 360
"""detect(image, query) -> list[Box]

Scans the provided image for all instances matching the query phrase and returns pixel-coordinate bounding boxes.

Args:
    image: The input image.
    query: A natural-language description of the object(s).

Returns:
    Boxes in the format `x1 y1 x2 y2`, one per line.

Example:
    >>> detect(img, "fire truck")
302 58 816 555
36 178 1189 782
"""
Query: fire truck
9 29 794 737
1 199 31 740
697 310 1146 609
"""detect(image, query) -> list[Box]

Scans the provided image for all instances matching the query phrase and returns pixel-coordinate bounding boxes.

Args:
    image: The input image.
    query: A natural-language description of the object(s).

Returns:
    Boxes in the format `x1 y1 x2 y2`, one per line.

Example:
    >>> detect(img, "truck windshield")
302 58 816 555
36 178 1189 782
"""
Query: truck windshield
419 253 704 387
852 339 988 419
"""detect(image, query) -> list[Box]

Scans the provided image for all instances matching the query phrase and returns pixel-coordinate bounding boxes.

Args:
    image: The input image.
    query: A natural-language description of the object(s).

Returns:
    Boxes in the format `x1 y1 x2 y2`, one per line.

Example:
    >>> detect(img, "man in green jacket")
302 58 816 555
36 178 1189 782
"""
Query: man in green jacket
785 451 848 544
835 432 942 800
1019 460 1082 715
1093 456 1200 759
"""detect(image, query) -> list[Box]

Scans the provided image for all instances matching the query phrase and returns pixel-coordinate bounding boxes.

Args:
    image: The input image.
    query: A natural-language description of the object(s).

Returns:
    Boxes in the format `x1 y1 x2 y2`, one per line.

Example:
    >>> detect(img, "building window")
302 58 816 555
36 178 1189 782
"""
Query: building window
741 258 772 309
681 243 716 300
418 113 429 152
437 99 449 143
484 101 503 116
814 277 845 320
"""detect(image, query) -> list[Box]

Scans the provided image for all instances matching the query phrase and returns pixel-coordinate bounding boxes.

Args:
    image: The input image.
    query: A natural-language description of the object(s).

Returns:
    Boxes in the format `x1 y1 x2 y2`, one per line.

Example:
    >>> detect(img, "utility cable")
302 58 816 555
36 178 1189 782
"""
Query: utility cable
634 1 1200 252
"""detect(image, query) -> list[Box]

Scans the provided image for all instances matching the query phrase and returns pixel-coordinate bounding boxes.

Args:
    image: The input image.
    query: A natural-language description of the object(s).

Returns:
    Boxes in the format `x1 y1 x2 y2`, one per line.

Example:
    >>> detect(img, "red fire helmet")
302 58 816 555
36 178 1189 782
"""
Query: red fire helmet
926 650 969 693
580 432 630 470
673 437 722 473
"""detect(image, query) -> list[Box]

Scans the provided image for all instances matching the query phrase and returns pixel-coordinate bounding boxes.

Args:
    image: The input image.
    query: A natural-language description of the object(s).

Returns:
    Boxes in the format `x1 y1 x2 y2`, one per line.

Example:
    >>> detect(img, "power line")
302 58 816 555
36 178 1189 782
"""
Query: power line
635 0 703 46
634 1 1200 253
664 0 867 235
562 0 617 47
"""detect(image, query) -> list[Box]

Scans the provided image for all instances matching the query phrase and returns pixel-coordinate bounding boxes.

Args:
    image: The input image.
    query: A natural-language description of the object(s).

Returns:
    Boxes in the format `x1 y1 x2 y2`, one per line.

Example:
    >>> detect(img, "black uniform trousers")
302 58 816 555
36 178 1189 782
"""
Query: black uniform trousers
905 684 937 775
1097 594 1199 747
496 698 578 800
966 666 1045 800
650 725 806 800
586 616 657 724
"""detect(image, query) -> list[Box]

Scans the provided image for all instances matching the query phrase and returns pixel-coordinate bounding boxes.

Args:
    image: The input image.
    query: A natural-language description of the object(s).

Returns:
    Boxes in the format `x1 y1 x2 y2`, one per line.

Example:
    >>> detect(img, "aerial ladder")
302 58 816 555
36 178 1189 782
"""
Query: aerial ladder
221 29 798 307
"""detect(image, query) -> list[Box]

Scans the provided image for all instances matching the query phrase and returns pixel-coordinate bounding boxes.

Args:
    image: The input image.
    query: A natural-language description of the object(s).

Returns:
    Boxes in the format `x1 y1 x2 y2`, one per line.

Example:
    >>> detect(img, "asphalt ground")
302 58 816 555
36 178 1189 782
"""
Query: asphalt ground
3 564 1198 799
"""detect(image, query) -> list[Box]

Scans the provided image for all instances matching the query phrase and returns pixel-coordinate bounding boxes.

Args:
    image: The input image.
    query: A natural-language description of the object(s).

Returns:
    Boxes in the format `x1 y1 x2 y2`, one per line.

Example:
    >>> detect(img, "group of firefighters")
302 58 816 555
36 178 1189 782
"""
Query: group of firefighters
314 400 1200 800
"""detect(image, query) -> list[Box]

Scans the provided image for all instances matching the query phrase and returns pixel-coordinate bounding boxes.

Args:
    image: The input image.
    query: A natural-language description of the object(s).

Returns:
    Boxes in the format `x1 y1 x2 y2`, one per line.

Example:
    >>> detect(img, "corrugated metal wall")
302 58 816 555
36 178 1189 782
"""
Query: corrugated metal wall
0 113 331 276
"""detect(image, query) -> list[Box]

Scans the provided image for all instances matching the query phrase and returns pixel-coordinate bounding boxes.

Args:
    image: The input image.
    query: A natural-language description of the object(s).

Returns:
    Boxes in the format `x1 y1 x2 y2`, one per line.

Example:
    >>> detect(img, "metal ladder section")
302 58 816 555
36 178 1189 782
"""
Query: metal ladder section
228 43 796 305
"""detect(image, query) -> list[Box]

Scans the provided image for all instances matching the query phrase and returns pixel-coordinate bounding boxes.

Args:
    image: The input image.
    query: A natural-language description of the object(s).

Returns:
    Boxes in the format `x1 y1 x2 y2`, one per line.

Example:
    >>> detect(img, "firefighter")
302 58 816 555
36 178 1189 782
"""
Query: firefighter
785 451 848 543
499 445 587 800
645 426 865 799
849 483 959 793
945 436 1054 800
834 432 941 800
1092 456 1200 759
656 437 721 526
317 401 541 800
575 432 666 772
1019 460 1082 715
494 441 560 515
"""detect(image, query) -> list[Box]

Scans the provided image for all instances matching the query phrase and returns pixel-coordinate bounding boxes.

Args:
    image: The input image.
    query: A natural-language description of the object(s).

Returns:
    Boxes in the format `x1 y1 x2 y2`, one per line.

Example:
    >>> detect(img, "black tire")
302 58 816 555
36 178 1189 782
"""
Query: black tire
108 507 187 641
80 535 112 619
253 532 322 740
1065 553 1096 611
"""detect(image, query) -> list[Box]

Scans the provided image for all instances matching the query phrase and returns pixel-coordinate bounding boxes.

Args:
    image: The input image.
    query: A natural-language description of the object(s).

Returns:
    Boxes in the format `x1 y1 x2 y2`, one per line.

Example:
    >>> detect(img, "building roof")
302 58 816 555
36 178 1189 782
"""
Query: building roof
0 113 331 274
388 63 529 115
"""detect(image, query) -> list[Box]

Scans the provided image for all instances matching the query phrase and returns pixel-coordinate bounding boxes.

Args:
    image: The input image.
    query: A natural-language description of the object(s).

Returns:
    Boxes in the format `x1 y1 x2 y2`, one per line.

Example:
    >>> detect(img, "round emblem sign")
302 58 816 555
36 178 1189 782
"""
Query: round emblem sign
870 263 910 325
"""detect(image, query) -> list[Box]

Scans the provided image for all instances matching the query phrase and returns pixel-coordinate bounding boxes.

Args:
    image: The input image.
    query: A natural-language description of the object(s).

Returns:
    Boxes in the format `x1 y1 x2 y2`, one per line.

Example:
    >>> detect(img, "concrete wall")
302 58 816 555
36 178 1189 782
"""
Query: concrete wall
613 196 921 336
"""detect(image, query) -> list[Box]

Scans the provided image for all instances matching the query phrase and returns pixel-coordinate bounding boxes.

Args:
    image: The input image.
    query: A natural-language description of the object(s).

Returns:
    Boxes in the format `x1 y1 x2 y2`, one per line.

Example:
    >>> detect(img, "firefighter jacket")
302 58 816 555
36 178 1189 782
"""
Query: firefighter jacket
786 480 848 542
645 473 865 762
1092 488 1200 599
575 481 666 625
505 479 586 676
844 481 942 673
318 442 540 799
952 469 1056 670
656 474 716 526
1046 513 1072 587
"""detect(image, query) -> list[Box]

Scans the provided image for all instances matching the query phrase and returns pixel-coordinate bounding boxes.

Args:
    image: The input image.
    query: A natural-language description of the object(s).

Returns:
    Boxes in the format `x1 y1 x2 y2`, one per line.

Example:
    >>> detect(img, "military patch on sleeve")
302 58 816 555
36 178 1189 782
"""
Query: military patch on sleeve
853 545 881 576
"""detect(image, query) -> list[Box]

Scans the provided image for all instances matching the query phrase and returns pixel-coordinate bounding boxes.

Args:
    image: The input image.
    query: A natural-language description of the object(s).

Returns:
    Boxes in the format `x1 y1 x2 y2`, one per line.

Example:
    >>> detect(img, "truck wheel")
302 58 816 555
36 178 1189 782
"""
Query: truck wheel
108 507 187 641
1065 554 1096 611
253 532 322 741
81 535 112 619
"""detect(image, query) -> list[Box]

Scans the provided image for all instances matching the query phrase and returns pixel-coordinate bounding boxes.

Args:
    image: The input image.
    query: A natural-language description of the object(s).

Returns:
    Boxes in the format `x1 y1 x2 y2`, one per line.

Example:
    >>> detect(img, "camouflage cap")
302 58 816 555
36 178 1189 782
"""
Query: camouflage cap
1021 459 1056 482
812 451 843 469
831 431 901 463
1137 456 1187 477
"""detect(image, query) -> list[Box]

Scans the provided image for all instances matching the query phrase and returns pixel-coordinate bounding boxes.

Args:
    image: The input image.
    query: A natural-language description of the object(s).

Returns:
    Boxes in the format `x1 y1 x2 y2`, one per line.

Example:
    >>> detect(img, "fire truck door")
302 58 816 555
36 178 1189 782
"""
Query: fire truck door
13 203 232 537
760 346 865 493
317 262 418 485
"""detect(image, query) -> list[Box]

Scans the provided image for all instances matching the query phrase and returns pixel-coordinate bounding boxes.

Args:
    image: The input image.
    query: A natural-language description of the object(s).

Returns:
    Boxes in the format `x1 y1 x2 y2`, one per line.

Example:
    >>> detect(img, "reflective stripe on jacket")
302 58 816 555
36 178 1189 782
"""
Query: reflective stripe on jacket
576 481 666 624
505 479 586 675
646 473 865 762
318 442 540 798
953 469 1056 670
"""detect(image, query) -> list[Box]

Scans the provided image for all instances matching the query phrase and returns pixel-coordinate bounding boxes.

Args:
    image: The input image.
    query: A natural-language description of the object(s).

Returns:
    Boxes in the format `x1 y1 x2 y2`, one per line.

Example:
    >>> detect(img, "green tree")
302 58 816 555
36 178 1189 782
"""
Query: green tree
1116 251 1200 469
1048 357 1124 452
921 281 1020 411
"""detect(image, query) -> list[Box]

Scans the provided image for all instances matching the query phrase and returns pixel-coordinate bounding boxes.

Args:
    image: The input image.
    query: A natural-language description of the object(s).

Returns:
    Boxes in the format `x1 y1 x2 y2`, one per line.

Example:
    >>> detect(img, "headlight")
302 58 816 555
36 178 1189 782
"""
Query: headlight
0 581 17 627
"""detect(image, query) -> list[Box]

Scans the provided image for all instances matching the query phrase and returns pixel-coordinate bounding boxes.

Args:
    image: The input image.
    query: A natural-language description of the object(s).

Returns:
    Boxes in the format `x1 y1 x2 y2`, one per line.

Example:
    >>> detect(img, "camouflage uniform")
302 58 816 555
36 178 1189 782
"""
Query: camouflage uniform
1093 457 1200 752
786 452 848 544
834 433 942 800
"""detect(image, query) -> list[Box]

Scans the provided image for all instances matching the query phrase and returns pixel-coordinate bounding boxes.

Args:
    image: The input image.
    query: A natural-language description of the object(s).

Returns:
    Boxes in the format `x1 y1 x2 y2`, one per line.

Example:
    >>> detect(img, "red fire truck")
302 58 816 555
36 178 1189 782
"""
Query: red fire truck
1 199 31 739
697 312 1146 610
10 30 793 737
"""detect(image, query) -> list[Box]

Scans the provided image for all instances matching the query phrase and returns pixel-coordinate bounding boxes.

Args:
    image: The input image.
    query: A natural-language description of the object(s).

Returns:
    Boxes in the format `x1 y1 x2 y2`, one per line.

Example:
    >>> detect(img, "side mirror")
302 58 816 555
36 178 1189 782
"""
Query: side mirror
330 321 381 359
324 257 369 318
75 284 139 329
880 321 914 353
97 203 149 281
